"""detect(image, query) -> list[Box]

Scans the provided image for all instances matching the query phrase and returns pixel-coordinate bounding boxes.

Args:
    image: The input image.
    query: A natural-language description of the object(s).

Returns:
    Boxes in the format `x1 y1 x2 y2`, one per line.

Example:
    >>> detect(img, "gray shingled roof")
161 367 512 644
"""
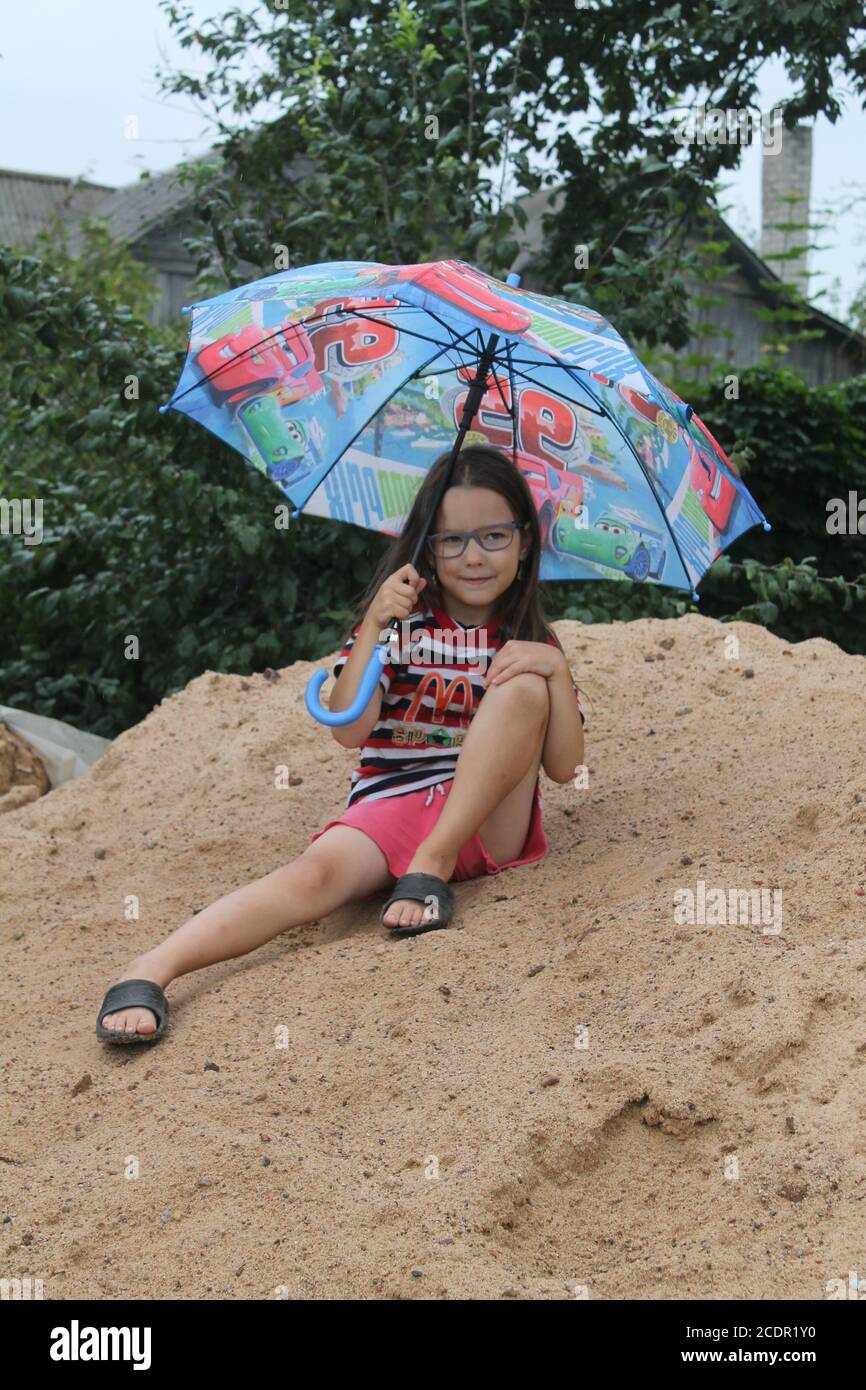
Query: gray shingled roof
0 169 115 248
63 161 212 254
1 150 314 256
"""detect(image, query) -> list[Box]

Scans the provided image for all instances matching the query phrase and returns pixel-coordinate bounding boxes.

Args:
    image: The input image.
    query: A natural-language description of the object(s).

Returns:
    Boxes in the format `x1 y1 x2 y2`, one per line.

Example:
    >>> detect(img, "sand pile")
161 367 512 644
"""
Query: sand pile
1 612 865 1300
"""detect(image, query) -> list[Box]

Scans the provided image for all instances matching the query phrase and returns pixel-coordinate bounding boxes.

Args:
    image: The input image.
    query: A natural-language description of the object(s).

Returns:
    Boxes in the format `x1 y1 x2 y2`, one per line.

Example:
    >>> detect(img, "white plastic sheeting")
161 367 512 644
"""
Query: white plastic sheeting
0 705 111 788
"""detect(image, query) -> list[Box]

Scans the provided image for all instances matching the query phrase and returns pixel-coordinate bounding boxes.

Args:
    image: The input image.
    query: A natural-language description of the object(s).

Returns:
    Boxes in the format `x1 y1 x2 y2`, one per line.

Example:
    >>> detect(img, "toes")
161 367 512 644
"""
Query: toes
101 1007 157 1034
384 899 424 929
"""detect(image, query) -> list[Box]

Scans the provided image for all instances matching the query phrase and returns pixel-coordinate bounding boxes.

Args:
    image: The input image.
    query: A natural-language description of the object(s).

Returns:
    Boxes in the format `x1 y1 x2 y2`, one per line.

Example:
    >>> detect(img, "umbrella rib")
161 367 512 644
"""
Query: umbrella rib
500 357 607 419
486 347 517 423
166 306 480 409
340 307 486 358
290 336 485 514
505 342 519 473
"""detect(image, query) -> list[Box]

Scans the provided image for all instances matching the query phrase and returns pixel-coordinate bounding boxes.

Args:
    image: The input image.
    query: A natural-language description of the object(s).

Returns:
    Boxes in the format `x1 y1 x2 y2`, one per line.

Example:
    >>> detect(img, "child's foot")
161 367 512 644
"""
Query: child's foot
382 847 456 930
99 954 170 1035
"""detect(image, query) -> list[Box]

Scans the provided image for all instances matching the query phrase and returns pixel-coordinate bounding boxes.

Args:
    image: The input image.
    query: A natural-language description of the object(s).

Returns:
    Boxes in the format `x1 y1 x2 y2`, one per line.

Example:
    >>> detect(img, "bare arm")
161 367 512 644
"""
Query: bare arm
541 657 585 784
328 614 385 748
328 563 428 749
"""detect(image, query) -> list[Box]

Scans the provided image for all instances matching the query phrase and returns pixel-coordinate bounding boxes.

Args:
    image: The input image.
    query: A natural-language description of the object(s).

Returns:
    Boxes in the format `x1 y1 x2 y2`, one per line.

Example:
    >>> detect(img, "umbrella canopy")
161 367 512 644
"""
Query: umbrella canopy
161 258 770 723
162 257 769 597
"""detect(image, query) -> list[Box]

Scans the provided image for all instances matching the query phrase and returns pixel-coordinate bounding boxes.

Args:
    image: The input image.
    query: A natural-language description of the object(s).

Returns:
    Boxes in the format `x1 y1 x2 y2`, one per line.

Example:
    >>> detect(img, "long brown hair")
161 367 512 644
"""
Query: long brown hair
347 444 566 653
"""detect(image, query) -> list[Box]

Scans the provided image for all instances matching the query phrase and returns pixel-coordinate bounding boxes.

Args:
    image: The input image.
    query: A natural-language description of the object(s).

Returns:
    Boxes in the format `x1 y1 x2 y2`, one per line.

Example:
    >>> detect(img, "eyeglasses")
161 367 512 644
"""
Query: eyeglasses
426 521 524 559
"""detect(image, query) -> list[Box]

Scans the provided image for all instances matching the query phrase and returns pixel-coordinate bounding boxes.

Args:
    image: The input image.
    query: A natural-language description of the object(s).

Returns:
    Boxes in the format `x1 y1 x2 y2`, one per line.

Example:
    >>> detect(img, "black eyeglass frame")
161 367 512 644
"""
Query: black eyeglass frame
425 520 527 559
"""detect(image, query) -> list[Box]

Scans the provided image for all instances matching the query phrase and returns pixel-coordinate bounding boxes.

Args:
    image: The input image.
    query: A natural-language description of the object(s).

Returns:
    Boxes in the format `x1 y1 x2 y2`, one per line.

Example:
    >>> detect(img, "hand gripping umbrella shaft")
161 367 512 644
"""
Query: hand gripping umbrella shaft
305 320 506 725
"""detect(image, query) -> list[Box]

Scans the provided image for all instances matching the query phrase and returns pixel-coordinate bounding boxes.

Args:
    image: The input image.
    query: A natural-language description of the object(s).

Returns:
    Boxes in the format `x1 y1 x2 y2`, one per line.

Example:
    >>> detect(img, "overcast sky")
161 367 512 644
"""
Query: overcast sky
2 0 864 320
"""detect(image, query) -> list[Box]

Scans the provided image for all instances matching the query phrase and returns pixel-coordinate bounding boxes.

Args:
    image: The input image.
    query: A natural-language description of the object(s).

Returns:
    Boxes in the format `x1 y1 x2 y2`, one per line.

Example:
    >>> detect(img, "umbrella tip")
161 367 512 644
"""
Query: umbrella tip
691 590 700 603
762 520 772 532
506 272 521 288
181 305 192 314
158 403 171 414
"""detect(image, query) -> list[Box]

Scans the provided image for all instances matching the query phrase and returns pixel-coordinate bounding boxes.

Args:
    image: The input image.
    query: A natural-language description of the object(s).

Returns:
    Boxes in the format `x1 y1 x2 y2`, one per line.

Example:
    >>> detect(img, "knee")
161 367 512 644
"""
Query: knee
499 671 549 718
282 851 333 895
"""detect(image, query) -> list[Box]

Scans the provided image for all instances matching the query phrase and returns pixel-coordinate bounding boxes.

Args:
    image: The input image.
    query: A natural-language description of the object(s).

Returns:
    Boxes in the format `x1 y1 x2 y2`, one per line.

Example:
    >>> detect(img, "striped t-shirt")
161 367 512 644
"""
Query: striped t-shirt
331 601 586 808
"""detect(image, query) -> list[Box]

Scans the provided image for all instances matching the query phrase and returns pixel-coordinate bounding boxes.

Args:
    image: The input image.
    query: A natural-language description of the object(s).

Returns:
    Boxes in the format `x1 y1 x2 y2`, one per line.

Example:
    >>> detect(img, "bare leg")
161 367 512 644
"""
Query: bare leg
101 825 394 1034
383 673 550 929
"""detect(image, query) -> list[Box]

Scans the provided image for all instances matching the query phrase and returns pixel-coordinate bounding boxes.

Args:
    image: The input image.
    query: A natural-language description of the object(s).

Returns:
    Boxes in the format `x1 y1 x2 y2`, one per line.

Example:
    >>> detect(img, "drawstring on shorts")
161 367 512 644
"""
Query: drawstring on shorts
424 781 447 807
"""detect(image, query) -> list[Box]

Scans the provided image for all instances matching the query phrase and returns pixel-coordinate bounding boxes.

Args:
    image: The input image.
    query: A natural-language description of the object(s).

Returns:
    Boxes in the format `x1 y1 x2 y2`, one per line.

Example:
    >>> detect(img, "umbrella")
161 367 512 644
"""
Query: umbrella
160 258 770 725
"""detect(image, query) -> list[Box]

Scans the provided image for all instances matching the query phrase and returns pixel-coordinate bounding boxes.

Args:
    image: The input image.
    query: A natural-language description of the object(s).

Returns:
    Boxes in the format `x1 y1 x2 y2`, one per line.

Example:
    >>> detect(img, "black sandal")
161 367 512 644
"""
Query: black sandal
96 979 169 1044
379 872 455 937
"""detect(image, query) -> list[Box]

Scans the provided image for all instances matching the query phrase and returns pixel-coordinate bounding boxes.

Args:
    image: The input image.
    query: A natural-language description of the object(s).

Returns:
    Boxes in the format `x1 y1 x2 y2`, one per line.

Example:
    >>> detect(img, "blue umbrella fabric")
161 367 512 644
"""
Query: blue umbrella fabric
161 257 769 601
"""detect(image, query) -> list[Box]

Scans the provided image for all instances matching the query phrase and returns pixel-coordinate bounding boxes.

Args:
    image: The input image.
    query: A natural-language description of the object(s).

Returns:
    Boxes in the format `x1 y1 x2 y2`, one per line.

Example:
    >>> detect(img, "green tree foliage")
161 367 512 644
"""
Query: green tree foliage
158 0 866 345
0 245 371 734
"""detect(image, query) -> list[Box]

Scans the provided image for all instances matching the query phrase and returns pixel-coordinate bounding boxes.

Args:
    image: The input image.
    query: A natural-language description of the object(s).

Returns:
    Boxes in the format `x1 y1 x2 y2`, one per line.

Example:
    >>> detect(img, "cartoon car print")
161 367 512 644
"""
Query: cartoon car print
395 260 533 335
648 377 743 484
690 412 742 479
237 395 316 485
616 381 679 443
687 437 737 533
551 511 666 581
196 321 323 406
515 450 586 545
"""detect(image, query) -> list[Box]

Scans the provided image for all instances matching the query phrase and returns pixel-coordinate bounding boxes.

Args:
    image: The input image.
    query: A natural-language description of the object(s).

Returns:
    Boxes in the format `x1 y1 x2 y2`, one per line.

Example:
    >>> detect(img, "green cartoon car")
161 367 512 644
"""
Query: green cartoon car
237 394 318 485
552 511 666 581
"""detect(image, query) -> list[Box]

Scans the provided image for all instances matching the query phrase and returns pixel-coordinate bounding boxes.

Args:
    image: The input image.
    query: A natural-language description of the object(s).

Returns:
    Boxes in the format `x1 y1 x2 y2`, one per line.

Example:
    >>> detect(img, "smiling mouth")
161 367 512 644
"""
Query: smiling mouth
462 575 492 582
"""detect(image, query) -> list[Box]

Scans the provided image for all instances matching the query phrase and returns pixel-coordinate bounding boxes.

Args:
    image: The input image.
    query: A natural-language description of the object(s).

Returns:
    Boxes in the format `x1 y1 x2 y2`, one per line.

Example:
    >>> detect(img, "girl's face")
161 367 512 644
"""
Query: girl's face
428 485 530 622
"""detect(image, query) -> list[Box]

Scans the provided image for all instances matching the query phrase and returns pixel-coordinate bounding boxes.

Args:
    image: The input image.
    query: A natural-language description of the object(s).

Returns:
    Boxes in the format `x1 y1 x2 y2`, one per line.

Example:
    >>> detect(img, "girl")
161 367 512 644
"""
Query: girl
96 445 585 1044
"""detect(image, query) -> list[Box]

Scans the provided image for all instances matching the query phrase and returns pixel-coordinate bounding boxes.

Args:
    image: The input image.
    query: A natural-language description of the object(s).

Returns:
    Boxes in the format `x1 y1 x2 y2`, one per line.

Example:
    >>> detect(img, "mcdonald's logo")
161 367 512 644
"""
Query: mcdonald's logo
405 672 474 726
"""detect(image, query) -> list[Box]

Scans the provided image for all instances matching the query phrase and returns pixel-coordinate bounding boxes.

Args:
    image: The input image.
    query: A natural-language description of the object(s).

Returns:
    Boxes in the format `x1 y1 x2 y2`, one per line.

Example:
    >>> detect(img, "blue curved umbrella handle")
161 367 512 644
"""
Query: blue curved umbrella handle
304 643 391 726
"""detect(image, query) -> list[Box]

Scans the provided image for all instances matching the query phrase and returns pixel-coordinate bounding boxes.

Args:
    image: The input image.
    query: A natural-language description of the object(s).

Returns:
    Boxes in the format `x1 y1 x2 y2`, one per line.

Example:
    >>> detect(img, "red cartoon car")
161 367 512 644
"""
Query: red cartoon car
687 436 737 533
196 321 323 406
515 449 585 545
616 382 681 444
395 260 533 335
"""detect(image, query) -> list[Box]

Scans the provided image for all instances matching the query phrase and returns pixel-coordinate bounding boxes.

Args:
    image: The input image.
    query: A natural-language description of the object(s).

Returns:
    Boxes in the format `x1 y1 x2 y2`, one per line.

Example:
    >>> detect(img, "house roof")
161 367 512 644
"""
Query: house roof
0 168 115 248
510 185 866 360
712 214 866 358
1 150 315 257
63 162 212 254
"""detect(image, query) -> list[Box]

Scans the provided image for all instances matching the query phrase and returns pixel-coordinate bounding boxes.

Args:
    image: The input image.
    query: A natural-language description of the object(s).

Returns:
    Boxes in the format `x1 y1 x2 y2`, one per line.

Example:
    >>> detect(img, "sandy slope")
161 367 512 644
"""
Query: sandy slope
1 612 865 1301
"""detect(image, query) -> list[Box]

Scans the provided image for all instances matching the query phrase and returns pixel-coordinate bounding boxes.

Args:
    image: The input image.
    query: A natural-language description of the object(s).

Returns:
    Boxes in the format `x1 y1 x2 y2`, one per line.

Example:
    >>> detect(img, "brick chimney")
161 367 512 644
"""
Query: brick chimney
761 120 812 295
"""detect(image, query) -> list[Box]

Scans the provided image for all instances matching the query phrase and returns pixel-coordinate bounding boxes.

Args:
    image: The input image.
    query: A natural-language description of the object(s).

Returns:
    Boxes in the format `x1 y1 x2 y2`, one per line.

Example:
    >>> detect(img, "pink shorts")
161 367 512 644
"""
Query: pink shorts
309 776 548 889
